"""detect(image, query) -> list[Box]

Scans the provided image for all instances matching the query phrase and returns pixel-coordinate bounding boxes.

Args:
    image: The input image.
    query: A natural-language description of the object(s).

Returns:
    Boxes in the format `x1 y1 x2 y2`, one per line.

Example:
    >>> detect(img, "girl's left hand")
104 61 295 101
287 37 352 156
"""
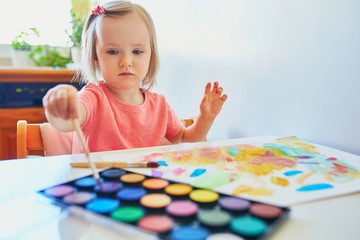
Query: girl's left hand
200 82 227 122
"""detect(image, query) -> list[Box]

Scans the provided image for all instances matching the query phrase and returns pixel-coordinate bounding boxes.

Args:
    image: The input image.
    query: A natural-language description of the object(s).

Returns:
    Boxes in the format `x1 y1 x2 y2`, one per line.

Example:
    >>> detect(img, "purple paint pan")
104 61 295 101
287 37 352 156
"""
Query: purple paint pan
44 185 74 197
63 192 95 205
94 182 122 193
219 197 251 212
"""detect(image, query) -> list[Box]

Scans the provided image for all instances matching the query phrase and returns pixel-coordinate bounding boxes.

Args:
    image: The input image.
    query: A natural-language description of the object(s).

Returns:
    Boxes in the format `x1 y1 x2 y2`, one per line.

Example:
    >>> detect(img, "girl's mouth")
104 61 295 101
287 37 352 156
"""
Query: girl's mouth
119 72 134 76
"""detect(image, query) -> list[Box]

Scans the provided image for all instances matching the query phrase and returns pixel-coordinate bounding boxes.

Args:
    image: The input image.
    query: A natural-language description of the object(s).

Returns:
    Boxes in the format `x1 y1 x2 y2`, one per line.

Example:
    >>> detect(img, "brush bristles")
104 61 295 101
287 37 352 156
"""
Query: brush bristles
147 161 160 168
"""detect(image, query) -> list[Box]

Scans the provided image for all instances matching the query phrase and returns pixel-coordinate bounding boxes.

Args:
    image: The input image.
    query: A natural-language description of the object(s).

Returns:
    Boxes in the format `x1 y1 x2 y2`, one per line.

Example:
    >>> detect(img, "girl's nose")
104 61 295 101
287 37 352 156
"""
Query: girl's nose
120 55 132 68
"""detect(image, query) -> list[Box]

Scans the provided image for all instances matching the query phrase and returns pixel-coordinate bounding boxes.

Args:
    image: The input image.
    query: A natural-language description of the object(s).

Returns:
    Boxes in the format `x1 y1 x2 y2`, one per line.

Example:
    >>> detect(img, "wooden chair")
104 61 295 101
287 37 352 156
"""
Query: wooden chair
17 118 196 159
17 120 77 159
17 120 44 158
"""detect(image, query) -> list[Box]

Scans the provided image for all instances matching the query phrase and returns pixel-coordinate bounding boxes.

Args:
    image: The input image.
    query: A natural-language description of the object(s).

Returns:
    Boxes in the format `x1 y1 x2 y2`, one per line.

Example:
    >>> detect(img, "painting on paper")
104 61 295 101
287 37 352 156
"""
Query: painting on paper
120 136 360 206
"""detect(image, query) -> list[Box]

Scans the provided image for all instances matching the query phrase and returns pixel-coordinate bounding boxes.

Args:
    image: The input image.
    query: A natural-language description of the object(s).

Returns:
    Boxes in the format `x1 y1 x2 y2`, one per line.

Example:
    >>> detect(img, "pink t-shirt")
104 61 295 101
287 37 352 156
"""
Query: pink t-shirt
73 82 183 153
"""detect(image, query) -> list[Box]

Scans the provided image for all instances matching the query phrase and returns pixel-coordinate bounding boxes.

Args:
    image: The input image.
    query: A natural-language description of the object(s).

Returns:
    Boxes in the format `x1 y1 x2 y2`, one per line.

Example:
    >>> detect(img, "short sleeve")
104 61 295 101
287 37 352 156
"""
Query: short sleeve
165 101 183 139
77 83 103 130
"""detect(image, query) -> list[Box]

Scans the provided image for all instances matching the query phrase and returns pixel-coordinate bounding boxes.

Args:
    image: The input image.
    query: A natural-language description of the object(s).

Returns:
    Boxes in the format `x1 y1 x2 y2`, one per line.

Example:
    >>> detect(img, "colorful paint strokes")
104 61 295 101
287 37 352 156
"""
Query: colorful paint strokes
297 183 334 191
284 170 303 176
232 185 274 196
190 168 207 177
173 168 186 176
270 176 289 187
157 161 168 166
151 170 163 178
132 136 360 206
191 172 241 189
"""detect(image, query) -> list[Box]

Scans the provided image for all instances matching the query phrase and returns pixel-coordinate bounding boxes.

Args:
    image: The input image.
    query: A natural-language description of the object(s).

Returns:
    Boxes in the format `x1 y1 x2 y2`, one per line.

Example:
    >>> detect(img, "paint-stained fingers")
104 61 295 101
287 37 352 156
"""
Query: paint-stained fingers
215 85 227 103
221 94 228 102
215 94 227 108
211 81 219 94
204 82 211 95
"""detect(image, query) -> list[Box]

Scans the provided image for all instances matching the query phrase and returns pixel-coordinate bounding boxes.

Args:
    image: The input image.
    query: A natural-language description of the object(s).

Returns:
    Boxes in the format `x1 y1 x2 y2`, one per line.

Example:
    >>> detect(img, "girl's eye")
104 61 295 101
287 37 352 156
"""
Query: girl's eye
107 50 118 55
133 50 143 55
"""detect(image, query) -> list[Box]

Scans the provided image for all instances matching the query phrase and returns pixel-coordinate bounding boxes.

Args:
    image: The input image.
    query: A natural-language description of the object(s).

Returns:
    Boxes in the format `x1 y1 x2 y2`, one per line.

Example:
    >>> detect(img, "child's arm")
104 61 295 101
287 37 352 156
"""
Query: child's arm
169 82 227 143
42 84 86 132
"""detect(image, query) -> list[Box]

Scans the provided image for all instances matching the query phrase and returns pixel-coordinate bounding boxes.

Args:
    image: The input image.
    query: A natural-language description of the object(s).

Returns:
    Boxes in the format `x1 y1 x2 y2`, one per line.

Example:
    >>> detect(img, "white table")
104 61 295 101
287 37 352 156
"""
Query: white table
1 141 359 240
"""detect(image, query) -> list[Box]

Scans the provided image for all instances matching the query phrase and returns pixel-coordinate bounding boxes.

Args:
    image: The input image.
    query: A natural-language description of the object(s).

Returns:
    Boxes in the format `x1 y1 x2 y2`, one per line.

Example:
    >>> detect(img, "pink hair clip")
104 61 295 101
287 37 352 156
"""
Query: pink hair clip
92 5 106 15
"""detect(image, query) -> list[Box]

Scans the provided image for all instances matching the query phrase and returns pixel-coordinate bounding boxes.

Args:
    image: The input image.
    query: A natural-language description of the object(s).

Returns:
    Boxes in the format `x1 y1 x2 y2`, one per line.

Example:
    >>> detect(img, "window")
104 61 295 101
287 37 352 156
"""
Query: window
1 0 72 47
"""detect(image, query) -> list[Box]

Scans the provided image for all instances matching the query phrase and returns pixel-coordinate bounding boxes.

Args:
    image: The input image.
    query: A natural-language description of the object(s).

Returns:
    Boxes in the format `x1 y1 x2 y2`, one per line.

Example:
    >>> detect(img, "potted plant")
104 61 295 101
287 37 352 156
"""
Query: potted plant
29 45 73 69
10 27 39 68
66 0 92 64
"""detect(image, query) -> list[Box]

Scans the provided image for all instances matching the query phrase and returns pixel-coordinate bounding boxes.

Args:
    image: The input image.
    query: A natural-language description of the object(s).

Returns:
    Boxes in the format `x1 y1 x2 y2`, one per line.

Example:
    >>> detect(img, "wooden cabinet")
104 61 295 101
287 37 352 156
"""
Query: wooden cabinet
0 69 76 160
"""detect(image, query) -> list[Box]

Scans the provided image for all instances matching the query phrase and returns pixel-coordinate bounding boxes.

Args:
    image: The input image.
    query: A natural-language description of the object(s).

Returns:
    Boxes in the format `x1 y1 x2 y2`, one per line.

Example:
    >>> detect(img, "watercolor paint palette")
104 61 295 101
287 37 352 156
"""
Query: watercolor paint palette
38 168 290 240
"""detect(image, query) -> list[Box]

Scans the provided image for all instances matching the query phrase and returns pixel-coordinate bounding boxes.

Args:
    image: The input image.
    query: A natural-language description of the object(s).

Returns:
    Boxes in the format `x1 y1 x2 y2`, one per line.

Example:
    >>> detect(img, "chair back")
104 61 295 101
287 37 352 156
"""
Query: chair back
17 121 44 158
17 120 74 158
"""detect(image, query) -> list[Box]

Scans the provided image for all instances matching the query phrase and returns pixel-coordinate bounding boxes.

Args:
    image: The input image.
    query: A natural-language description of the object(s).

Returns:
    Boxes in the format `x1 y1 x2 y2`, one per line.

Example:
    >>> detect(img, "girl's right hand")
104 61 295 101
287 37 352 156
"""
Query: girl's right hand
42 84 79 120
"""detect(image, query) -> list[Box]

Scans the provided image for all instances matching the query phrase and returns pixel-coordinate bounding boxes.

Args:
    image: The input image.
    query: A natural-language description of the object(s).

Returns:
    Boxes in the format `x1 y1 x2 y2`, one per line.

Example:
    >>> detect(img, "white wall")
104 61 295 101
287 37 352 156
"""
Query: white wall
138 0 360 155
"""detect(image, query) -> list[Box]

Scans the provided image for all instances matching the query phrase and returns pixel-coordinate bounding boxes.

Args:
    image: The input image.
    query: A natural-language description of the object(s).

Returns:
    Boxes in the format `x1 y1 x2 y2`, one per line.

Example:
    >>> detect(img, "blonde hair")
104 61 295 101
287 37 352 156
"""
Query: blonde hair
78 1 159 91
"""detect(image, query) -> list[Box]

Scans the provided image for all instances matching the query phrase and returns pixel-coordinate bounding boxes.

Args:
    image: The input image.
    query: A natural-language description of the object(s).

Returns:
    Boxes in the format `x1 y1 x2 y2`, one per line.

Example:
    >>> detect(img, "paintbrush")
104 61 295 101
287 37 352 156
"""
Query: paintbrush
70 161 160 169
72 118 103 188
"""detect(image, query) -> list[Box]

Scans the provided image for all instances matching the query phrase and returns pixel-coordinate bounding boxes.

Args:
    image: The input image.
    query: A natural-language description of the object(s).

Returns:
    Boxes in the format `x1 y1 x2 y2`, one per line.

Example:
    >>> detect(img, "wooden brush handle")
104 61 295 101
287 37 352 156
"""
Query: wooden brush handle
70 162 127 168
72 118 101 180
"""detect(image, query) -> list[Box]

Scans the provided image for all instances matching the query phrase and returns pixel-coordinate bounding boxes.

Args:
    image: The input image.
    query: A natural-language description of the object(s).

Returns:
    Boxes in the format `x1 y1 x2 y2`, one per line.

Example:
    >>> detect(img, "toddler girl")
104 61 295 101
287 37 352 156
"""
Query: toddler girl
43 1 227 153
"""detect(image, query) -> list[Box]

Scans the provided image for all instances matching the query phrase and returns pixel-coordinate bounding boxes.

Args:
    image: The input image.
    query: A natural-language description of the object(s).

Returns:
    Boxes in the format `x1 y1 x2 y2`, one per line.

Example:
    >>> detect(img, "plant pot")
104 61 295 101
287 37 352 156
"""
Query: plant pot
71 47 81 65
10 49 35 68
